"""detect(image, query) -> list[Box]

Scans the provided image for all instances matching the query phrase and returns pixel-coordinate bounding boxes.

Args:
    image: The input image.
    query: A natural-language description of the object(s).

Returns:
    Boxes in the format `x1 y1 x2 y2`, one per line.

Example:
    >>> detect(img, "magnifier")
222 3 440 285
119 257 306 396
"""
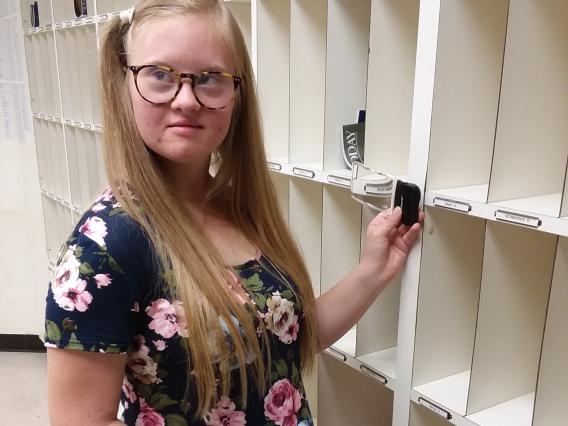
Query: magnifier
350 161 421 226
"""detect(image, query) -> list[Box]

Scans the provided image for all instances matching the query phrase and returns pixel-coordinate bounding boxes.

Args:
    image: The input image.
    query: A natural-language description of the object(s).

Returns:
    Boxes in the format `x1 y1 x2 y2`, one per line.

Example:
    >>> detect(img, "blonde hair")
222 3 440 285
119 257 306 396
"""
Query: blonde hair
99 0 318 418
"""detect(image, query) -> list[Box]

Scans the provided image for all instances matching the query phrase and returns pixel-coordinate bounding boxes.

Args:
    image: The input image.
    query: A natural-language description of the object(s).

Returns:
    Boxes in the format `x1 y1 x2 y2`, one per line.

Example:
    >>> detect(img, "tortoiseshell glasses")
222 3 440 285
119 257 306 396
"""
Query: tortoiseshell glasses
127 64 242 110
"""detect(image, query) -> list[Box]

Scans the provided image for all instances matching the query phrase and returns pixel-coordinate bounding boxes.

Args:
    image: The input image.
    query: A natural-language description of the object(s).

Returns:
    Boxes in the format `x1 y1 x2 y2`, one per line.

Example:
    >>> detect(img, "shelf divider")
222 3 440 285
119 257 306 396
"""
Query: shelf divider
426 0 507 197
532 236 568 426
467 221 557 415
487 0 568 216
363 0 419 176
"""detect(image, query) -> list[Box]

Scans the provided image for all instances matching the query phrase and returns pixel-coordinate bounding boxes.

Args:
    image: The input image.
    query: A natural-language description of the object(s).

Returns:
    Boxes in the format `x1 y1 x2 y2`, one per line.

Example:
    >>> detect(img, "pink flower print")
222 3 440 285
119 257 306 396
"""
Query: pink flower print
173 301 188 337
132 334 150 355
135 397 165 426
51 246 80 294
281 417 298 426
204 396 247 426
282 319 300 345
127 347 160 385
265 293 299 344
54 279 93 312
94 273 112 289
153 340 167 351
79 216 108 247
264 379 302 426
122 377 137 403
91 203 106 212
145 299 186 339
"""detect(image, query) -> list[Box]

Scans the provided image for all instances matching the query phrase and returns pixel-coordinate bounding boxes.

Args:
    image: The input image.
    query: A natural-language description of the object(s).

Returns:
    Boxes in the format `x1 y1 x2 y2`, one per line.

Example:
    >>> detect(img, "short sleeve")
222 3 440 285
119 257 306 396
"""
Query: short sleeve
44 198 155 354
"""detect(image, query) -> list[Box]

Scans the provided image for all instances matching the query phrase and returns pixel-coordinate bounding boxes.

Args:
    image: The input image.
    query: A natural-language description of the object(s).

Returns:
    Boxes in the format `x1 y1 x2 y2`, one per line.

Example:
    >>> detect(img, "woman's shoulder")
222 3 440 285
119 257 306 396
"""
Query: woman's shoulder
75 187 145 242
61 187 157 280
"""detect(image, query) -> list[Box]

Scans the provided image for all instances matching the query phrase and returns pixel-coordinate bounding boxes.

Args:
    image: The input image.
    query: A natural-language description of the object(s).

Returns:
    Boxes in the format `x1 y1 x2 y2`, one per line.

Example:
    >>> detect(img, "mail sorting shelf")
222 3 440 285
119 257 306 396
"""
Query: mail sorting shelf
412 206 561 426
426 0 568 219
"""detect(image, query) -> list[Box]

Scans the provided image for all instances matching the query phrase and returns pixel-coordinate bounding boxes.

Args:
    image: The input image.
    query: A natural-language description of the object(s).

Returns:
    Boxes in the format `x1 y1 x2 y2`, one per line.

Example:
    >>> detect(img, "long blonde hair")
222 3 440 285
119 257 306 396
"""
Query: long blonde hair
99 0 318 418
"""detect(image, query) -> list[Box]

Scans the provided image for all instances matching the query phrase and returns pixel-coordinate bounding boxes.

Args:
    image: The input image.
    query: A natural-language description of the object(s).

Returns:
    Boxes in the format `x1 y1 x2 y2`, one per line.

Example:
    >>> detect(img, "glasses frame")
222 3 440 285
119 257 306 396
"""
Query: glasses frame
126 64 242 110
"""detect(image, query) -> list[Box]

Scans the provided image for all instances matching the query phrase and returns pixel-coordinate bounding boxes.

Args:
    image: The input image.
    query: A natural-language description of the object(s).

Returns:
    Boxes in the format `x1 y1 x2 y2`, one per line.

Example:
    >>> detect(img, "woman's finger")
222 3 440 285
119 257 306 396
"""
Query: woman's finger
401 222 422 246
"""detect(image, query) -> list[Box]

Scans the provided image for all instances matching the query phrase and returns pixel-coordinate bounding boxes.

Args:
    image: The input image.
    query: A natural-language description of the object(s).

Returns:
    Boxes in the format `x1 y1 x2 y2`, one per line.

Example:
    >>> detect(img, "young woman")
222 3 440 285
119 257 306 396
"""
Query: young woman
44 1 423 425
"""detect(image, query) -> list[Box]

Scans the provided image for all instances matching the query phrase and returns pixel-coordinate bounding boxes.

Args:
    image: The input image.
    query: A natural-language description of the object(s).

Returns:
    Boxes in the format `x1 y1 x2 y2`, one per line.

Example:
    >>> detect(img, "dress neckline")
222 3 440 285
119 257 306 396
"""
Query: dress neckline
231 248 262 269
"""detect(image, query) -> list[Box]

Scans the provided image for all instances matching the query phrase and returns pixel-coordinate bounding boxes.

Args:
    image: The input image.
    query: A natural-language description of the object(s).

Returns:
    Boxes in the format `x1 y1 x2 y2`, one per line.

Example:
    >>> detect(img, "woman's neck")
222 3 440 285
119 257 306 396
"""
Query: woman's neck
160 157 213 206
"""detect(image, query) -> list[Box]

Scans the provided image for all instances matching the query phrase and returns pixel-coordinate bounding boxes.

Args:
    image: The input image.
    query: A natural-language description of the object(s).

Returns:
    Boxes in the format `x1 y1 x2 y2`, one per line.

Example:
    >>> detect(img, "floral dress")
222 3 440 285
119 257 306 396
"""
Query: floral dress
44 188 314 426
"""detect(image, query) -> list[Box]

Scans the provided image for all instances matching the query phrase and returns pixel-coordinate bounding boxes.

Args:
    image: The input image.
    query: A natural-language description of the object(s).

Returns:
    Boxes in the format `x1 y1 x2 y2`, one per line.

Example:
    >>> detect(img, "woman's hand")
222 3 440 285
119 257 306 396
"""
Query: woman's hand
359 206 424 290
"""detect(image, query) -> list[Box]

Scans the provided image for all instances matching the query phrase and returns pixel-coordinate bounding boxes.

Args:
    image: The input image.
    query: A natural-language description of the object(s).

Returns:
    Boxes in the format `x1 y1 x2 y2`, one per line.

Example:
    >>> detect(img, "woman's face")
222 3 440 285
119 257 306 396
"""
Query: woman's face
126 14 236 169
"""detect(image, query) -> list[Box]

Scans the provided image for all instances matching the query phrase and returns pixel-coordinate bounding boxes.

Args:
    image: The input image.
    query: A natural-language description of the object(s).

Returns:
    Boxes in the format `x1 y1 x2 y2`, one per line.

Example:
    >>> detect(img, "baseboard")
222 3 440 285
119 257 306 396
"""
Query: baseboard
0 334 46 353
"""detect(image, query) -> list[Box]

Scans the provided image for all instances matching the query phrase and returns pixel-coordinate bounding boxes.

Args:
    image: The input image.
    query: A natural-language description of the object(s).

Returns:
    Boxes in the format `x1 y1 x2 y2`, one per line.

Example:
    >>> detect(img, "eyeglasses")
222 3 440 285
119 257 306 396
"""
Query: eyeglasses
126 64 242 110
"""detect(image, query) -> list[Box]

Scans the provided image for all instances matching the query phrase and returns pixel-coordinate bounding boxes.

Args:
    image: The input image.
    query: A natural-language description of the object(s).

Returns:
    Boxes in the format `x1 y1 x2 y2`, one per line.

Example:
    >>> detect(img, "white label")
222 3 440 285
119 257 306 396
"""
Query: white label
38 26 44 31
93 126 103 132
32 113 38 118
65 21 72 27
99 14 109 21
46 115 53 121
65 119 72 125
495 210 541 228
433 197 471 213
418 397 452 420
73 18 82 26
292 167 315 179
54 117 61 123
327 175 351 187
55 23 62 29
74 121 82 127
360 365 387 384
364 182 393 195
267 162 282 171
83 123 91 130
85 17 94 24
324 347 347 362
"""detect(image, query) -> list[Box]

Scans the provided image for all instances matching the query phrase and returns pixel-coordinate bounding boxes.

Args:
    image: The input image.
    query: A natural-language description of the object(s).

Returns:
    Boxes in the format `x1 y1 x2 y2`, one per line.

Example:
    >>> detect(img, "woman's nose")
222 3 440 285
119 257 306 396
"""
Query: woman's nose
170 80 201 111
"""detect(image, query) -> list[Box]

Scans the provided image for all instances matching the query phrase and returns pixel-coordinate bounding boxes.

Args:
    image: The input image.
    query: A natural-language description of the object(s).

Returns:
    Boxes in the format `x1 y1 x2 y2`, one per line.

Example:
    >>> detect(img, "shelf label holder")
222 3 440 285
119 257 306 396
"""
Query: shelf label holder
292 167 315 179
325 347 347 362
267 162 282 171
359 365 387 385
433 196 471 213
418 397 452 420
495 210 541 228
327 174 351 187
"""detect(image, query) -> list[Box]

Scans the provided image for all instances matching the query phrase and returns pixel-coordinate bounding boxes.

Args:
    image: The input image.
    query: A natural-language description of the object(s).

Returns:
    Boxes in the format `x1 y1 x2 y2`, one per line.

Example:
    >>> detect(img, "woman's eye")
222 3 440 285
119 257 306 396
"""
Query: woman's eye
151 69 173 82
196 74 218 85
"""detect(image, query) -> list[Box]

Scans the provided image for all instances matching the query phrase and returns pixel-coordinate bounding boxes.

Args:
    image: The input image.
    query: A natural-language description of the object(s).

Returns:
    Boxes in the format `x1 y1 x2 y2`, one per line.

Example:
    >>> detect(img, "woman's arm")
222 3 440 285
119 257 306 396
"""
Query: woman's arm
315 206 423 351
47 348 127 425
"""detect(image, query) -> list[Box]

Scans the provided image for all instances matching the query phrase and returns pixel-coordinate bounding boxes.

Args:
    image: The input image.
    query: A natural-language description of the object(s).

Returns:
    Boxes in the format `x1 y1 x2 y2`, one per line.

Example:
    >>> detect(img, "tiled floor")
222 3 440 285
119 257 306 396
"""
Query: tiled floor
0 352 48 426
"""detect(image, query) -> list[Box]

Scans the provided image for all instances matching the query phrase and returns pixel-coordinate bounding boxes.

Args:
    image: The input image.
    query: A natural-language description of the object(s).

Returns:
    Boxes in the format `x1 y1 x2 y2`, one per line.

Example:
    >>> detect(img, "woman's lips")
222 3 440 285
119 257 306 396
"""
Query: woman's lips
168 124 204 136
